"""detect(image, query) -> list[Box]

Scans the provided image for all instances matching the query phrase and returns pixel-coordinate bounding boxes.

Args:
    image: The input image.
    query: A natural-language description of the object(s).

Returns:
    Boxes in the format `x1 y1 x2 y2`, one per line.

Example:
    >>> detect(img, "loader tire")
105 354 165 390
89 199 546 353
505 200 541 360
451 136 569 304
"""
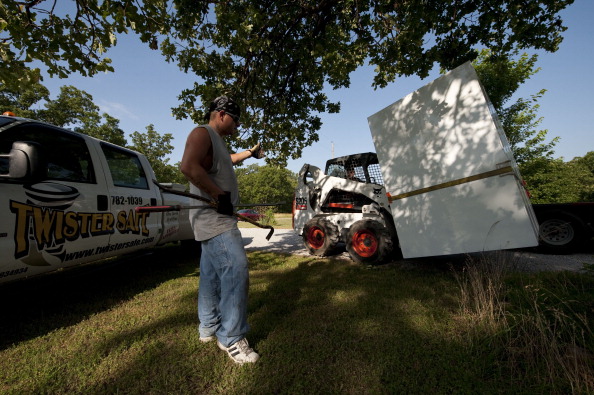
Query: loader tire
303 217 340 256
346 220 393 265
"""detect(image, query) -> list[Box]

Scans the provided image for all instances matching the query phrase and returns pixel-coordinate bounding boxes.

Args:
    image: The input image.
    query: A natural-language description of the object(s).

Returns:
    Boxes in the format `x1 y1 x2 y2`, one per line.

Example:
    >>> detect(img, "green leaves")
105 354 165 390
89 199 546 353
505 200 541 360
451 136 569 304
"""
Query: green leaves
0 0 575 165
129 124 184 183
473 49 558 166
1 81 182 183
470 49 594 203
236 164 297 212
0 0 170 85
521 157 594 203
161 0 574 164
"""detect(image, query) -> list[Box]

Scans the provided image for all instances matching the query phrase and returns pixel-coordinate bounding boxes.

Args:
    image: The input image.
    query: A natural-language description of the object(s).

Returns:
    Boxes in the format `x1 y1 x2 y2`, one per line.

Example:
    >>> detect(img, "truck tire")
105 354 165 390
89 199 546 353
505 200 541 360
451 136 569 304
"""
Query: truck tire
303 217 340 256
346 220 393 265
537 211 586 254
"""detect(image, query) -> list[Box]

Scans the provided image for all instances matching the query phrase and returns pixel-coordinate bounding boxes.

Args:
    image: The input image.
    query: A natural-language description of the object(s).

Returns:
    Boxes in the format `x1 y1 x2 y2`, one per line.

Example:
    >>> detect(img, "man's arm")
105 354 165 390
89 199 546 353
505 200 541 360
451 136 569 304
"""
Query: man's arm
230 149 253 165
230 142 264 165
180 127 225 199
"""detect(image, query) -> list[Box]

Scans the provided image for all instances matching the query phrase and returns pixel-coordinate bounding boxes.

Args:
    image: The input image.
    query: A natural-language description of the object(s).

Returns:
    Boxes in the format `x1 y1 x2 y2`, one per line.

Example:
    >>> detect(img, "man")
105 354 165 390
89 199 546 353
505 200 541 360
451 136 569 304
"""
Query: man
180 96 264 364
346 166 363 182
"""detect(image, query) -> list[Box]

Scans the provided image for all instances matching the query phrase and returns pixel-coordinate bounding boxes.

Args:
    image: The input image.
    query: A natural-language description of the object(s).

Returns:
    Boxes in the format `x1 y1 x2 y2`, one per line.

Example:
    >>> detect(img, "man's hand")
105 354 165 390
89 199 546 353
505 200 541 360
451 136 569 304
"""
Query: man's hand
217 192 234 216
249 142 265 159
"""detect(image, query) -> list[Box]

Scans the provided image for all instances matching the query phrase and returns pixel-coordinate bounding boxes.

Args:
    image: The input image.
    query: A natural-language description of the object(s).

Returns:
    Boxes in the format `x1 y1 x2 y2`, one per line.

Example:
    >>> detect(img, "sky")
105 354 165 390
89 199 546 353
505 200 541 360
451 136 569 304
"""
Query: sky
36 0 593 174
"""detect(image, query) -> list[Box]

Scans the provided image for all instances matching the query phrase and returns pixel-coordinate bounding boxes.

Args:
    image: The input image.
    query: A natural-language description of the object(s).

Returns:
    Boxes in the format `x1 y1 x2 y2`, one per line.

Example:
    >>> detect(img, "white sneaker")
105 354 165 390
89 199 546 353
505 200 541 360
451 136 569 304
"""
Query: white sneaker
199 335 215 343
217 338 260 364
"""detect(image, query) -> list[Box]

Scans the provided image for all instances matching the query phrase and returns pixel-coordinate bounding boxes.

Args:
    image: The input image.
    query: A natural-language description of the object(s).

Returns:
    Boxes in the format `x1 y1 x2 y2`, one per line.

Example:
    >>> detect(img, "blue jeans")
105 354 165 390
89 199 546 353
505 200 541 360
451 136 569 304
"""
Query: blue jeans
198 228 250 347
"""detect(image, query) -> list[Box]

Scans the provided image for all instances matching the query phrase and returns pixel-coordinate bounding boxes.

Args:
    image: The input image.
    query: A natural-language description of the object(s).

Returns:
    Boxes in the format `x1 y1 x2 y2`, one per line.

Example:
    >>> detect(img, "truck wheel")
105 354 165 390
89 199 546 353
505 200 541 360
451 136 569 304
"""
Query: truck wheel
346 220 393 265
537 211 586 254
303 217 340 256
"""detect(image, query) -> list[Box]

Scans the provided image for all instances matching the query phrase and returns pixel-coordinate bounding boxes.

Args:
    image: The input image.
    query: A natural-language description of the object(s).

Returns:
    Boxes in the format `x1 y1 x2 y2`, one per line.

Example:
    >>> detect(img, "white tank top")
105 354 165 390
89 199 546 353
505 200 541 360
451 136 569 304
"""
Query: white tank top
188 125 238 241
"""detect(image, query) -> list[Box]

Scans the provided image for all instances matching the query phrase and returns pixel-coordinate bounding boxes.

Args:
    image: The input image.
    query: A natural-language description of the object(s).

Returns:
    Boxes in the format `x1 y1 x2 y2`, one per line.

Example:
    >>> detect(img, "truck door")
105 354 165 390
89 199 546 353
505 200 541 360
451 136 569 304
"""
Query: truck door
0 123 112 282
94 143 161 259
367 62 539 259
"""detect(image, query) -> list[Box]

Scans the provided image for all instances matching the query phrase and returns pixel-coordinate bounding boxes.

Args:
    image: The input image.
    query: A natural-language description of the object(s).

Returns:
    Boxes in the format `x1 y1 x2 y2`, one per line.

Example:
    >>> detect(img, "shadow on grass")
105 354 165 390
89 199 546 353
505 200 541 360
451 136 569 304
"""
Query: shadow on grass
6 241 587 393
0 243 200 350
237 252 491 394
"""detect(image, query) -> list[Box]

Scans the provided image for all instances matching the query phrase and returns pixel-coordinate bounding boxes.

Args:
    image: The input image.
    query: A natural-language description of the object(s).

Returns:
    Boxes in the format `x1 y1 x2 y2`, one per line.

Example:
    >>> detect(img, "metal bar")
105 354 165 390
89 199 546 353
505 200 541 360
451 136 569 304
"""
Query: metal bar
149 180 275 240
236 203 285 207
135 205 200 213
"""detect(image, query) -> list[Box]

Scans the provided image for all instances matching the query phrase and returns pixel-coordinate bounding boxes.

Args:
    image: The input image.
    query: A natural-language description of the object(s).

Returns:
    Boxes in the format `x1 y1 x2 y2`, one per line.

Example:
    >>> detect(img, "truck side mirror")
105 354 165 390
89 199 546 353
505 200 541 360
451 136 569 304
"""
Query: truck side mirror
0 141 46 181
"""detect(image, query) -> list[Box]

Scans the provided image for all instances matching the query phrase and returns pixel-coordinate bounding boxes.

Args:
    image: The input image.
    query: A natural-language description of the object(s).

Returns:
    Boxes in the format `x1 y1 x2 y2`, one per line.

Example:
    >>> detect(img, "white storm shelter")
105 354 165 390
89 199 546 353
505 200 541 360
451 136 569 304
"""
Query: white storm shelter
368 62 539 259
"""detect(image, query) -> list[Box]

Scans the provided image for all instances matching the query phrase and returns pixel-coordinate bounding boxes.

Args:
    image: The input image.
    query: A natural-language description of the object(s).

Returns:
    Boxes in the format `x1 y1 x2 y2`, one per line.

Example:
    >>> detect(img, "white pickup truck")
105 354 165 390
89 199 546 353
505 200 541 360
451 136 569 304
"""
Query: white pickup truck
0 116 195 284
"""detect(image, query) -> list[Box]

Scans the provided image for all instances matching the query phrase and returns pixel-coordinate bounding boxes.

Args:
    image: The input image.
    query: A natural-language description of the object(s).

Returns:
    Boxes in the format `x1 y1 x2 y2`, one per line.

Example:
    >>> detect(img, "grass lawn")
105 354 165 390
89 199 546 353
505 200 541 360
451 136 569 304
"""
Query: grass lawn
0 244 592 394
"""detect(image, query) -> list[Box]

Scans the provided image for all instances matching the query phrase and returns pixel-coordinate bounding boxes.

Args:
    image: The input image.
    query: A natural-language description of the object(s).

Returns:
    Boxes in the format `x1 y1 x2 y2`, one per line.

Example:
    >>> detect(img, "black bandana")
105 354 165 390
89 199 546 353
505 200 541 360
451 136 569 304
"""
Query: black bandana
206 96 241 121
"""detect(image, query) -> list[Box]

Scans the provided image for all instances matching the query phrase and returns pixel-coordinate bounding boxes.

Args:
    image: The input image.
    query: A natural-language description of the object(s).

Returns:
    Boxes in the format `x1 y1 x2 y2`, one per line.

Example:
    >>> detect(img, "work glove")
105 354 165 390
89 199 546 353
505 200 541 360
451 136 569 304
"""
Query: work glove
216 191 234 216
249 142 265 159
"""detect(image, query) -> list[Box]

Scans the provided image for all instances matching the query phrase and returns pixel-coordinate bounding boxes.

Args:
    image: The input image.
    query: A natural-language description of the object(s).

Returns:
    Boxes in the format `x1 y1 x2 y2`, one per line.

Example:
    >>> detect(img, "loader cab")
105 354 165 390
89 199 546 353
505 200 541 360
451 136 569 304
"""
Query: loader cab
320 152 388 214
325 152 384 185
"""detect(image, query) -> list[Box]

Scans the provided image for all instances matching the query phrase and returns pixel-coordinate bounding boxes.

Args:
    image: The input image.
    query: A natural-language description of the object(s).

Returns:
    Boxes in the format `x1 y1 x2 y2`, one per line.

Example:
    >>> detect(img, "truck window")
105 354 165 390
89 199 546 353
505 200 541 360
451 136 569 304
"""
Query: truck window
0 123 95 183
101 144 149 189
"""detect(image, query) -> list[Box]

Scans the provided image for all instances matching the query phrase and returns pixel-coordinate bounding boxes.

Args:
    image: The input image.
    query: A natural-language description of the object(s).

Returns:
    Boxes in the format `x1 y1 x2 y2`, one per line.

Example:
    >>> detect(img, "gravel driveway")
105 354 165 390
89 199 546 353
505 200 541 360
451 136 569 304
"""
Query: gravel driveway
240 228 594 273
241 228 309 256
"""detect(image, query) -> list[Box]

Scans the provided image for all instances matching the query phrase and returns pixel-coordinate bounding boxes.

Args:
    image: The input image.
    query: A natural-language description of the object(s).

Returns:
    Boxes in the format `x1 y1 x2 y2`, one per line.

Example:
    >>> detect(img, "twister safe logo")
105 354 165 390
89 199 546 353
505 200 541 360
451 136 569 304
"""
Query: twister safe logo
9 182 151 263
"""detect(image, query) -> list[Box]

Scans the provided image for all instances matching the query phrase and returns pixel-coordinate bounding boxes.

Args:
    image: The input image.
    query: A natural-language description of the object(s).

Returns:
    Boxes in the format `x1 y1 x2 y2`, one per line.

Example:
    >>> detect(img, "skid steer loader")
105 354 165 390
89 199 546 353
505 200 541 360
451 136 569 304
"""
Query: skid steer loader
293 152 399 264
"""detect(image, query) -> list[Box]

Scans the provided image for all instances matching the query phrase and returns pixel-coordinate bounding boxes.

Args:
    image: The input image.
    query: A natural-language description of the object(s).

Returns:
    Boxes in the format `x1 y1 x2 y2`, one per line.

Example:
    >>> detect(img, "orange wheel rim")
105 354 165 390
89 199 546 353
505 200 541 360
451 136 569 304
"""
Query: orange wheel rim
352 230 378 257
307 226 325 249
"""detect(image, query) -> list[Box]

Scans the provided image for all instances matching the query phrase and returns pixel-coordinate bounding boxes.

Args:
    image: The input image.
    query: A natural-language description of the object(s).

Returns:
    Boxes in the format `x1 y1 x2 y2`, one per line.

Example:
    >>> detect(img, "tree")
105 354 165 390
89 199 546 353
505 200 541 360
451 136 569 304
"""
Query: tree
0 83 128 145
574 151 594 174
129 124 184 183
472 50 559 165
469 50 594 203
1 0 575 164
497 92 559 165
0 80 49 119
41 85 101 126
44 87 128 146
571 152 594 201
76 113 127 147
0 0 166 89
236 164 297 212
1 82 184 182
470 51 594 203
521 157 594 203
